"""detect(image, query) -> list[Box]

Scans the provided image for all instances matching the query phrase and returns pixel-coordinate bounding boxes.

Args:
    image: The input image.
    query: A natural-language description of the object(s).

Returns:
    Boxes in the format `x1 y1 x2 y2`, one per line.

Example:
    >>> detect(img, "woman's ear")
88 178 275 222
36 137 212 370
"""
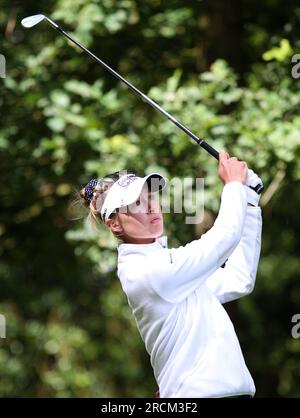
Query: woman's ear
105 215 123 235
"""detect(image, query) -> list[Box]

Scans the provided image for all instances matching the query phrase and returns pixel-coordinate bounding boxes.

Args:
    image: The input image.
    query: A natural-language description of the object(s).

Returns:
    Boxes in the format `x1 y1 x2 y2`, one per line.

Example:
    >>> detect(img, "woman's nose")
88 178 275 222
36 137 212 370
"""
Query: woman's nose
148 200 159 214
148 199 154 213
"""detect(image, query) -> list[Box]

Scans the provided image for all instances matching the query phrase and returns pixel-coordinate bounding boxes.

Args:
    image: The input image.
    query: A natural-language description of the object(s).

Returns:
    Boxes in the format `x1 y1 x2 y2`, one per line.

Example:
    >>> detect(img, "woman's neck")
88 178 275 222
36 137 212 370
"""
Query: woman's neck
123 237 156 244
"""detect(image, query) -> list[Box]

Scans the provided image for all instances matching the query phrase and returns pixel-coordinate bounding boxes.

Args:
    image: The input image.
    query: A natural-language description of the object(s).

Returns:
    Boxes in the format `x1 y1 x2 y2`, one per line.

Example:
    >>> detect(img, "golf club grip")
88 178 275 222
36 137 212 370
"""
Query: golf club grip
198 141 219 160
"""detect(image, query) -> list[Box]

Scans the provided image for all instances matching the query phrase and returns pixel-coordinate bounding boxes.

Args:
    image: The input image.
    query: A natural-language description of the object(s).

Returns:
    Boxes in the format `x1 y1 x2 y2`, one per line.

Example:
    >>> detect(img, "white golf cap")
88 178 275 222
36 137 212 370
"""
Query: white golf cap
98 173 167 221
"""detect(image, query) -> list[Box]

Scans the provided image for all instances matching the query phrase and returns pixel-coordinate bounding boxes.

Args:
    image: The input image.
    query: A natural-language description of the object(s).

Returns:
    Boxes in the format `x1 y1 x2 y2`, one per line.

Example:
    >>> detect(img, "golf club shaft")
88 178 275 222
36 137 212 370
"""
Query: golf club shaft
46 18 219 160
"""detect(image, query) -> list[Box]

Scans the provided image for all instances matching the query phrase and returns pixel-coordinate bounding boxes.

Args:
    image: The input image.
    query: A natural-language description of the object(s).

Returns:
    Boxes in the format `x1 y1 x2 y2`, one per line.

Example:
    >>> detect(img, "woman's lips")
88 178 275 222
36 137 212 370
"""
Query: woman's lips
151 217 161 224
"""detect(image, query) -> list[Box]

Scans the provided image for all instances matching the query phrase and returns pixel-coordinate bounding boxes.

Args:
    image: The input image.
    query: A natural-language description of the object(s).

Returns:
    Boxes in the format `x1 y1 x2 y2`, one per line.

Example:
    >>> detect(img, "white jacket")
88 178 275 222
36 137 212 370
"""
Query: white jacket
117 181 262 397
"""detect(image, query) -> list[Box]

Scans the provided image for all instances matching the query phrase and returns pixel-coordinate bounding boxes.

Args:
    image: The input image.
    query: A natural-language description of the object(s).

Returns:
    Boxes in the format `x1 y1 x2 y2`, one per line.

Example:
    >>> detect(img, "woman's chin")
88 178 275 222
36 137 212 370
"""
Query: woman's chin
151 224 164 237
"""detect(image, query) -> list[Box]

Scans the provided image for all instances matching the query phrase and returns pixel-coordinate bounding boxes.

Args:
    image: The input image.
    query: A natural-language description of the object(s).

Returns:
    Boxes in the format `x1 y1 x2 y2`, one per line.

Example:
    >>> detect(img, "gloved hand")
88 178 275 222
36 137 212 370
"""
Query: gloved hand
245 169 263 206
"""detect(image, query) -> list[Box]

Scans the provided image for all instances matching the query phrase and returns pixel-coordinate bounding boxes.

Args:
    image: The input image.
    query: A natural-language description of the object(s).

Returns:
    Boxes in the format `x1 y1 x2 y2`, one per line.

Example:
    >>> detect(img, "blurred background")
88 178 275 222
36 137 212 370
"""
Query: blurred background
1 0 300 397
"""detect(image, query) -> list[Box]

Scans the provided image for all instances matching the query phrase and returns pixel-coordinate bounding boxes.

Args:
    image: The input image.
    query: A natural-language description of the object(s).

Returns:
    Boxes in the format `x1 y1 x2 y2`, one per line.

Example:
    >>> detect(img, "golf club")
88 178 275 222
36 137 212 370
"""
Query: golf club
21 14 263 194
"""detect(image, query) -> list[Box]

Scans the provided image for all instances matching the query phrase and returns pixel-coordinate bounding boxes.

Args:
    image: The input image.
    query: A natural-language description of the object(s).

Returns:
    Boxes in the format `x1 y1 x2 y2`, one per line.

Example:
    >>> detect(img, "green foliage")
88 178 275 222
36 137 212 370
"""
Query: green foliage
1 0 300 397
263 39 293 62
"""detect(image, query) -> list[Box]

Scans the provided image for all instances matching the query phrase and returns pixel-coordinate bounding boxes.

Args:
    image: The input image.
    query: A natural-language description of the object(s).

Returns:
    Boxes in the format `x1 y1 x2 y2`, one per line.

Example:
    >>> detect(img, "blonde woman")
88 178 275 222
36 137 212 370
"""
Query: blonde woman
79 152 263 398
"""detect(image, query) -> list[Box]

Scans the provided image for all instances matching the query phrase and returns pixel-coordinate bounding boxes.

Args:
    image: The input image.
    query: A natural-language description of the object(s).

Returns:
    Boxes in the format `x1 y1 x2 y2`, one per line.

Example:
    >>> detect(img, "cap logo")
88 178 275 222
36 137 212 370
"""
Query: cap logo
117 175 137 188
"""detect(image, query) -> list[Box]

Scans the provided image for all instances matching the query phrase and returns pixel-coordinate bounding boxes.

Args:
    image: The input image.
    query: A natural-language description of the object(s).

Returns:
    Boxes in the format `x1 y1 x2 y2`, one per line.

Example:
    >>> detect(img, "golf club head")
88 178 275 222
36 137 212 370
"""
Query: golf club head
21 14 46 28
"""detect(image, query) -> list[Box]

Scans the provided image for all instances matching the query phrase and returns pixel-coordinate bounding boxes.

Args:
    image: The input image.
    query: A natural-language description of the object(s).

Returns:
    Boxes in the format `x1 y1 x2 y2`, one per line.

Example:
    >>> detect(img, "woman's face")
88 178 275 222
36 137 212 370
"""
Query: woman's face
107 187 164 244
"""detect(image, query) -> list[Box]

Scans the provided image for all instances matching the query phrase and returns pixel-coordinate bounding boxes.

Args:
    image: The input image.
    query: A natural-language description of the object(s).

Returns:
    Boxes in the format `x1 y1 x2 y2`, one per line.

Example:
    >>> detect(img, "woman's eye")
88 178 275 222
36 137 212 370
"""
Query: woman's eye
136 199 140 206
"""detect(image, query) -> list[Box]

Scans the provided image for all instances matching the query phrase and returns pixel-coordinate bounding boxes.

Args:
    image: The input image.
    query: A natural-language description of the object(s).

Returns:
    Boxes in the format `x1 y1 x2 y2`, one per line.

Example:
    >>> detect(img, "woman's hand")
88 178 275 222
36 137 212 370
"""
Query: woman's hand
218 151 248 185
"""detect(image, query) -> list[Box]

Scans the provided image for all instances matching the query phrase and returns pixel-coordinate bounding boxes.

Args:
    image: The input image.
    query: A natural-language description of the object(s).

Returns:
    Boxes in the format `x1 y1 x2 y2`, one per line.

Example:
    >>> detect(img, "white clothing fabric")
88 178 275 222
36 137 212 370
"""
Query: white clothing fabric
117 182 262 397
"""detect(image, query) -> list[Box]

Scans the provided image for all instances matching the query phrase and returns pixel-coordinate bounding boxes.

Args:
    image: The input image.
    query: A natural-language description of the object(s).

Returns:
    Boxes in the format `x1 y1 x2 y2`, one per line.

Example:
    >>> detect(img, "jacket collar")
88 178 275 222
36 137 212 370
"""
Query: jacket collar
117 234 168 256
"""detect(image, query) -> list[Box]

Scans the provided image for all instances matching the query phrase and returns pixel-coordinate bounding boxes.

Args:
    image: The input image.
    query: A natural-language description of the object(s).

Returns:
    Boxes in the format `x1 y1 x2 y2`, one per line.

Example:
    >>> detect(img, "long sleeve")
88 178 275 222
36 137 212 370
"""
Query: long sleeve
145 181 248 303
205 205 262 304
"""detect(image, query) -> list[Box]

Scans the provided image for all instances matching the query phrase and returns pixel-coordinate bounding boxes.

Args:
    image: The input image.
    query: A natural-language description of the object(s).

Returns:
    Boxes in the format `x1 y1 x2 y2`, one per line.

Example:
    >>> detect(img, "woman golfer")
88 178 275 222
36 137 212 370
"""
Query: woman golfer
79 151 263 398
